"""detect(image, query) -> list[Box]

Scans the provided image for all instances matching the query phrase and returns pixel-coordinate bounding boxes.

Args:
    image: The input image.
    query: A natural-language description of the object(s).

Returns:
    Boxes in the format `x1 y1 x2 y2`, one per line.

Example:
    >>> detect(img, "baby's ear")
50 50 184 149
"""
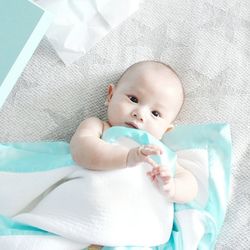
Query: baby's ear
105 84 115 106
106 84 115 104
166 124 174 133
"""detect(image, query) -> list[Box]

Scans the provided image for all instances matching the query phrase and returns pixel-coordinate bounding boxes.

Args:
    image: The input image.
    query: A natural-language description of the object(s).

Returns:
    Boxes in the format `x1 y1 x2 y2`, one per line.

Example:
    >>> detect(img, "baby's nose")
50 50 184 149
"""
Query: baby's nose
131 110 144 122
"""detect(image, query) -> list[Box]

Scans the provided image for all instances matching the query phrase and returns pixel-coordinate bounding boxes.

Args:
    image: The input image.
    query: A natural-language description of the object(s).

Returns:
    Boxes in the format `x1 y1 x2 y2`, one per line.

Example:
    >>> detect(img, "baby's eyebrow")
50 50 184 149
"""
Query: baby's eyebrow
154 102 167 110
125 88 140 95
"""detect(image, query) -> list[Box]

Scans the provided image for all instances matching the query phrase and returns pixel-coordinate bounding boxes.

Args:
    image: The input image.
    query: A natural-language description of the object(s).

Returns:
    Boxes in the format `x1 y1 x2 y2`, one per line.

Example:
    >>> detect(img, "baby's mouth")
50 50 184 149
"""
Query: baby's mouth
125 122 138 129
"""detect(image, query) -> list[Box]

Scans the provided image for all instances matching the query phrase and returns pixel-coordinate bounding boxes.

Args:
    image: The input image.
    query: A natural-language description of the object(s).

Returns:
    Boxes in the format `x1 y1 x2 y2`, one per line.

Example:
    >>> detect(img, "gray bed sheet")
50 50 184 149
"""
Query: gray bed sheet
0 0 249 248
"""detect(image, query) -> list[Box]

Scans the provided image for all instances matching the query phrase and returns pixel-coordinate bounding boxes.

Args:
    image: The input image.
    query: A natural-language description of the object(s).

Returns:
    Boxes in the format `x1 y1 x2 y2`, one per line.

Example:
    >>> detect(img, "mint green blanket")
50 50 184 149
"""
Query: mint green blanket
0 124 231 250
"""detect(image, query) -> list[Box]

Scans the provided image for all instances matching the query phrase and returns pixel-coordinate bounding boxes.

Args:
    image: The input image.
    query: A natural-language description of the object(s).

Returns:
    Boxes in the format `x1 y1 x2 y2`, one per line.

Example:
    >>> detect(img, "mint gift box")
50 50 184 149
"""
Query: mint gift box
0 0 52 109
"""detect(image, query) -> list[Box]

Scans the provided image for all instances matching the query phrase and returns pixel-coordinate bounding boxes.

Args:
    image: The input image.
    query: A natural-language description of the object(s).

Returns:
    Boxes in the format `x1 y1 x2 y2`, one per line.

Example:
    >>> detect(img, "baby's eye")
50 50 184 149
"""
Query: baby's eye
128 95 138 103
152 110 161 117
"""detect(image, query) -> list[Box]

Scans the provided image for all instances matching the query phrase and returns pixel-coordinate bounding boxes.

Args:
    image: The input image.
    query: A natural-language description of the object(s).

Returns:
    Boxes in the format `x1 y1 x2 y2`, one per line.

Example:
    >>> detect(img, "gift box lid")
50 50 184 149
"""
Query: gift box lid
0 0 52 109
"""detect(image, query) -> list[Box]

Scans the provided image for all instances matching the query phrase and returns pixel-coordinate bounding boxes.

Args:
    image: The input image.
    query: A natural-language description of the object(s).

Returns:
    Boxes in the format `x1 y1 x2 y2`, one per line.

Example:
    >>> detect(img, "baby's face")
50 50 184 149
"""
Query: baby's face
107 64 183 139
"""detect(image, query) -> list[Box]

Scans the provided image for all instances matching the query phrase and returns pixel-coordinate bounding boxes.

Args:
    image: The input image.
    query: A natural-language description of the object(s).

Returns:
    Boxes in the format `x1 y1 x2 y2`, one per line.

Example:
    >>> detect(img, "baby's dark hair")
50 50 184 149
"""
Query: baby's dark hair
117 60 185 119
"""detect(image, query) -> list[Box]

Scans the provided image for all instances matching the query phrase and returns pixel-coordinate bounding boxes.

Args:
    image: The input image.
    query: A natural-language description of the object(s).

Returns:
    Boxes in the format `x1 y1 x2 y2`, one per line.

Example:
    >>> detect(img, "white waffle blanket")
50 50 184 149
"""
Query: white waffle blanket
13 164 173 247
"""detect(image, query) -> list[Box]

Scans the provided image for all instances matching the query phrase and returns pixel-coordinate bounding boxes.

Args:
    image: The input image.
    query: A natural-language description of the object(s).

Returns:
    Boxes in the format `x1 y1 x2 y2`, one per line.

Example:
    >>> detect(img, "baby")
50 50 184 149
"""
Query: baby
70 60 198 203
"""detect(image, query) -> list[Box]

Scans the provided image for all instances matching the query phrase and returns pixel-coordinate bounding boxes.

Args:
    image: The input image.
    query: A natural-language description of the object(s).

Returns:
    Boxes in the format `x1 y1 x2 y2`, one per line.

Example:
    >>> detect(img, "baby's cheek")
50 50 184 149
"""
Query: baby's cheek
150 126 163 140
108 105 125 124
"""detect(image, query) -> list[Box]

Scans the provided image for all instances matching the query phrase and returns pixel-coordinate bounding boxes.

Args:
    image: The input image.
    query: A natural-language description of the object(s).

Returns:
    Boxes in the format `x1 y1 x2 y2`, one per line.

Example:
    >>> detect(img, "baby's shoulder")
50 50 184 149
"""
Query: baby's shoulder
75 117 106 136
102 120 112 133
79 117 112 136
78 117 102 127
82 116 102 124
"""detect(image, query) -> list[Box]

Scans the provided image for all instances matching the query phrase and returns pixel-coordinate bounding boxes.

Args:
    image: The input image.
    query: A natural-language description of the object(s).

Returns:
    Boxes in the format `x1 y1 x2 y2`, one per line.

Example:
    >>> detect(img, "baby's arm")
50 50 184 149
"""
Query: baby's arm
70 117 127 170
148 164 198 203
70 117 162 170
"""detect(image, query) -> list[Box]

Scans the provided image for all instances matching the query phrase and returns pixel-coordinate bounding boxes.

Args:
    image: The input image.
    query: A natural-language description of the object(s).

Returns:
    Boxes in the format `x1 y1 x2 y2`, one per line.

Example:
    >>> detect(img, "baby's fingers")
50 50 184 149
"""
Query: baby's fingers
163 183 172 192
160 174 171 183
160 167 172 178
147 171 156 182
139 145 163 157
144 155 158 168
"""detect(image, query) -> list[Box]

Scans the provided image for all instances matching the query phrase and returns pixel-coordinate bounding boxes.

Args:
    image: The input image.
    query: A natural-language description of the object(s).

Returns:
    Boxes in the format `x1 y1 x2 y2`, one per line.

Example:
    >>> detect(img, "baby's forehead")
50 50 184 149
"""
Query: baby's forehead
117 61 183 98
120 62 179 84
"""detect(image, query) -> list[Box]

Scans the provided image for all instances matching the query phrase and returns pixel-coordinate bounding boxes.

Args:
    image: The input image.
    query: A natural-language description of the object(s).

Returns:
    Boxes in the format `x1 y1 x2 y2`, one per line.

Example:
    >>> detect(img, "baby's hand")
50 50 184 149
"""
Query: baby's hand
126 144 163 168
147 166 175 200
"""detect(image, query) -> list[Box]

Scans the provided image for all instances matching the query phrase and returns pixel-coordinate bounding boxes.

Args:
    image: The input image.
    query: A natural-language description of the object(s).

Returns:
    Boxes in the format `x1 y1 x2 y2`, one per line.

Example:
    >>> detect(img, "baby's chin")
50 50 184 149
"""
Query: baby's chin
108 121 164 138
124 122 139 129
109 120 139 130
